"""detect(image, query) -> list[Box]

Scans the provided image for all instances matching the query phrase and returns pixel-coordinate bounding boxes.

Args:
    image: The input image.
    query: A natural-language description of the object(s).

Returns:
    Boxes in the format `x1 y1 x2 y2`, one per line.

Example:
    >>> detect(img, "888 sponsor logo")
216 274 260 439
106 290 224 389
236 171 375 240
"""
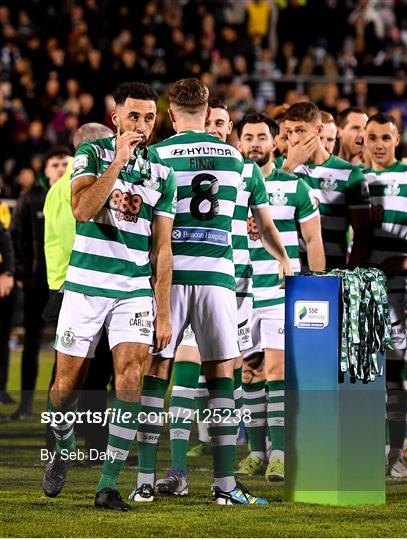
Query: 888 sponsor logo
109 188 143 223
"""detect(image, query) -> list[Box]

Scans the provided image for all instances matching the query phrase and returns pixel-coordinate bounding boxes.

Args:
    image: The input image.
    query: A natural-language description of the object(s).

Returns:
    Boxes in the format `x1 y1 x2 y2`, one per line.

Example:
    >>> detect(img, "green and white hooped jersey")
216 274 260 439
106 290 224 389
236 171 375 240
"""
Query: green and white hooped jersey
232 160 269 298
153 131 245 290
364 161 407 292
294 155 370 269
65 136 177 299
249 170 319 308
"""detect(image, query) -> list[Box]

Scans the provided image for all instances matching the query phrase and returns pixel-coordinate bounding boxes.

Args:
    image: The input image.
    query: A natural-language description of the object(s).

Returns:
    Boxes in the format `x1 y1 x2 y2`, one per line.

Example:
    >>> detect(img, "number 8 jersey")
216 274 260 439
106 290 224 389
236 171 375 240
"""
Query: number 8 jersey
153 131 245 290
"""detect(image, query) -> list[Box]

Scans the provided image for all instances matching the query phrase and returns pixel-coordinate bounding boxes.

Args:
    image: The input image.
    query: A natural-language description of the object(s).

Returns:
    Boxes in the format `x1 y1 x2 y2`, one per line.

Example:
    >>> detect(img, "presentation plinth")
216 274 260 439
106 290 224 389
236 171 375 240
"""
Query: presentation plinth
285 275 385 505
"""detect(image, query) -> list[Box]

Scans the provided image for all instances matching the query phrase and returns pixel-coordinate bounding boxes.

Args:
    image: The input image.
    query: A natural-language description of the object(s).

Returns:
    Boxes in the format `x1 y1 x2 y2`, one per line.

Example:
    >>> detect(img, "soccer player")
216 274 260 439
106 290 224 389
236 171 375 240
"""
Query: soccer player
160 98 236 464
282 102 371 270
320 111 337 154
335 107 368 167
134 79 287 505
41 82 177 511
364 113 406 478
147 99 291 494
237 112 325 481
43 123 115 455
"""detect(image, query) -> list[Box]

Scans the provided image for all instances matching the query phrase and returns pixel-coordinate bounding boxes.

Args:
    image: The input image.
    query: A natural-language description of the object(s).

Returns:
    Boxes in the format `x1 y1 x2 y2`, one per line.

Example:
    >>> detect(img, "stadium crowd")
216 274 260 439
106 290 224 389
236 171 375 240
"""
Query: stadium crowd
0 0 407 196
0 0 405 510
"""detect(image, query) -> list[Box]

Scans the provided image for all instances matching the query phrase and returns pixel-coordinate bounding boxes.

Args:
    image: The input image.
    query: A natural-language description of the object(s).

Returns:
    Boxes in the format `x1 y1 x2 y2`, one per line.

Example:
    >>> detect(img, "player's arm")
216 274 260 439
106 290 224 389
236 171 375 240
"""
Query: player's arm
151 216 173 352
294 177 325 271
72 128 144 222
248 162 292 278
150 167 177 352
251 206 292 279
347 169 372 269
300 215 325 271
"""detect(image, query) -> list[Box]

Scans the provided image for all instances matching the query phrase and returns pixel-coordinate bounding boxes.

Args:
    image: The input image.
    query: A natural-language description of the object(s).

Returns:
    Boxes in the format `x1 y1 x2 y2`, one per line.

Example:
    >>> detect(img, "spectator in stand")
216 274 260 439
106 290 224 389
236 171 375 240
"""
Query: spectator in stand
10 146 72 421
15 167 35 197
220 25 255 74
299 40 338 77
16 120 50 166
277 41 299 75
0 0 405 184
351 79 370 110
383 76 407 125
245 0 273 47
317 84 340 117
348 0 386 60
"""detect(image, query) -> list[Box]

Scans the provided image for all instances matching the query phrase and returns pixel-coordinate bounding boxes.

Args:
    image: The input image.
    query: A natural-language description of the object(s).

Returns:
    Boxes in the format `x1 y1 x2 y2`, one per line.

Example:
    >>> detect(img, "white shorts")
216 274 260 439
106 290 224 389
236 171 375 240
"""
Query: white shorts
55 290 155 358
237 295 253 352
178 295 252 352
159 284 240 362
179 325 198 348
243 303 285 357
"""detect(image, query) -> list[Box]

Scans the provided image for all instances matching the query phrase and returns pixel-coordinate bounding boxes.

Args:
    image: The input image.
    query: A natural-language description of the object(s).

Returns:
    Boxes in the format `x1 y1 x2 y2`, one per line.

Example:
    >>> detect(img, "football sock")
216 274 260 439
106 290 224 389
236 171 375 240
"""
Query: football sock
266 380 285 453
242 380 267 460
137 376 169 488
207 377 236 492
196 366 210 443
169 361 201 474
48 397 77 455
233 367 243 441
97 398 139 491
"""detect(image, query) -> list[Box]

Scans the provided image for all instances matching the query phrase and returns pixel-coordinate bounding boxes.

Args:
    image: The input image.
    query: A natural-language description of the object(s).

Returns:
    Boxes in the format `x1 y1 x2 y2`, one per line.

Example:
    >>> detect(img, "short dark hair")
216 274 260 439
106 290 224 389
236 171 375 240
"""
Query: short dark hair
336 107 366 128
237 112 279 139
168 78 209 113
43 146 72 166
113 82 158 105
209 97 228 110
285 102 321 123
40 146 71 175
366 112 398 128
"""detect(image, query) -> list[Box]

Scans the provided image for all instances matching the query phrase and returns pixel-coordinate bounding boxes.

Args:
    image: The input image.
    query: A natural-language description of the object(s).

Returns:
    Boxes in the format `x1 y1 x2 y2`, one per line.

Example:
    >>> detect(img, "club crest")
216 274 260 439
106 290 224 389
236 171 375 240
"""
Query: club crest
61 329 76 349
143 176 160 190
238 177 246 191
269 188 288 206
384 181 400 196
320 175 337 192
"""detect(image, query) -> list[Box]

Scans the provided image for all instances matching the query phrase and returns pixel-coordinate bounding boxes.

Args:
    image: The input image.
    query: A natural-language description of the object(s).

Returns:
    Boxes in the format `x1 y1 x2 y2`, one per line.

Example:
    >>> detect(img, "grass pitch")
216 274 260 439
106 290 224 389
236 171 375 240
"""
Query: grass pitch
0 351 406 537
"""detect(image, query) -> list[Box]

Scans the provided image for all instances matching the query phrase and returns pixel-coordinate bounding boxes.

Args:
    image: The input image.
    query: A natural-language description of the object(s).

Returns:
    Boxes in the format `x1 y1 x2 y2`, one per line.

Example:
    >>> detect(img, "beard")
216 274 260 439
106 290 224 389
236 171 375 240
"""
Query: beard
249 149 271 167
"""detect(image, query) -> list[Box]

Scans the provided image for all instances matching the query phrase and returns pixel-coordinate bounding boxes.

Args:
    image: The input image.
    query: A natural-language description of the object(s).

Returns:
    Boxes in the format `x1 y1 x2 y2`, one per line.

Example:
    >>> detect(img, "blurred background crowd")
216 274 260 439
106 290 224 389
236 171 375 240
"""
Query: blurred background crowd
0 0 407 198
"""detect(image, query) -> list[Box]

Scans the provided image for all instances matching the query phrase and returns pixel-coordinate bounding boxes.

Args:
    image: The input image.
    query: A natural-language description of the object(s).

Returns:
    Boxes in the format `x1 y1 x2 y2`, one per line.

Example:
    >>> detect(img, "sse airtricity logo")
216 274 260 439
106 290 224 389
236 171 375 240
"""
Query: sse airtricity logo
294 301 329 329
298 306 307 320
